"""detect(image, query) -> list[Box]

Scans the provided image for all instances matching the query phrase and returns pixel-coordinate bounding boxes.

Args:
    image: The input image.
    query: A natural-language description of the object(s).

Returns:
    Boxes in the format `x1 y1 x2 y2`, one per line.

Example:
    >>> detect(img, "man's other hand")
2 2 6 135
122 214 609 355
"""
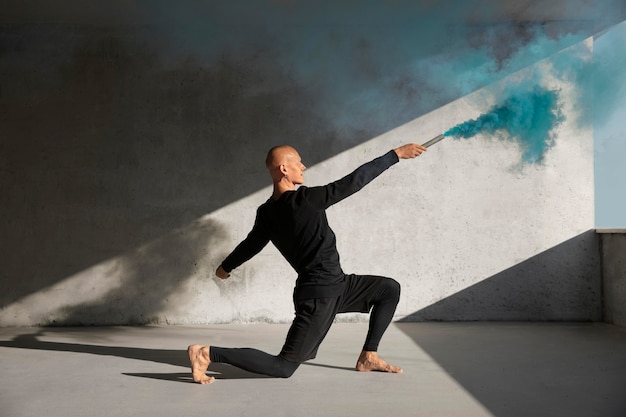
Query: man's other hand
216 265 230 279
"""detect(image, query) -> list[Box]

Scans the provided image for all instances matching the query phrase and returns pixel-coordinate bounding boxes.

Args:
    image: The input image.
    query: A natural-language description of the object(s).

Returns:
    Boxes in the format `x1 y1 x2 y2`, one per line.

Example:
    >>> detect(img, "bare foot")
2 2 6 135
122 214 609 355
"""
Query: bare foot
355 351 403 373
188 344 215 384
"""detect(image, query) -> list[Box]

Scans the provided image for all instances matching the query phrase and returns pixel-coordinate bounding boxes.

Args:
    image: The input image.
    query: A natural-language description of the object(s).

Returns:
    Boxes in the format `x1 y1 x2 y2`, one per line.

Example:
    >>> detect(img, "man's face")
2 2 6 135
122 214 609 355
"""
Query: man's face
283 149 306 185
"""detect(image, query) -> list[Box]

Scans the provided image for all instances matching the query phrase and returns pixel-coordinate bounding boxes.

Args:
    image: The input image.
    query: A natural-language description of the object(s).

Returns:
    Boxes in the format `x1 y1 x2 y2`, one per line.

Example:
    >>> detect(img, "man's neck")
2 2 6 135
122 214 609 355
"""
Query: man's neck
272 180 295 200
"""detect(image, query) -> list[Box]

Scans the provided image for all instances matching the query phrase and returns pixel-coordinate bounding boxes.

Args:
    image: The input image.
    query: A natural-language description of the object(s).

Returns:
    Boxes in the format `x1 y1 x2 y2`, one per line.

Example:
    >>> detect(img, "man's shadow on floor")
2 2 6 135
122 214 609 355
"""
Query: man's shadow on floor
0 330 270 383
1 329 352 383
123 362 354 383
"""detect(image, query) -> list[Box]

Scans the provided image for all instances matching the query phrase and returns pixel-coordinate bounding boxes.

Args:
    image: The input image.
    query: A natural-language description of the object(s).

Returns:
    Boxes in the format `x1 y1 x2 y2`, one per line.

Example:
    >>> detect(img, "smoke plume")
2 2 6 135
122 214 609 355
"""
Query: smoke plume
443 86 564 164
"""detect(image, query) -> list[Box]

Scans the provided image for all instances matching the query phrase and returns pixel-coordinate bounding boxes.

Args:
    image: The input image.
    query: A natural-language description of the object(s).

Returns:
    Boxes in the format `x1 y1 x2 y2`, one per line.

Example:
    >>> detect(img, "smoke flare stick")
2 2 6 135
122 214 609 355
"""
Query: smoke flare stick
421 133 445 148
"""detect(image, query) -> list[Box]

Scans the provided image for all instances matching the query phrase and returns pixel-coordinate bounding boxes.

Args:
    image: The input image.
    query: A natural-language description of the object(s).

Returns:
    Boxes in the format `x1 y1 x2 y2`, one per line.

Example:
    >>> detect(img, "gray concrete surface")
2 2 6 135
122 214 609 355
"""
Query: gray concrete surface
1 322 625 417
4 1 621 327
599 230 626 327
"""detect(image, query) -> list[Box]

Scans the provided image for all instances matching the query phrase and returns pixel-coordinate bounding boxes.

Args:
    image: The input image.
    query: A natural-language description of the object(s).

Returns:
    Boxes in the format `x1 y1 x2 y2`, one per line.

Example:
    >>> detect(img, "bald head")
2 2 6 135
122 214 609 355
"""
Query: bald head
265 145 306 184
265 145 297 170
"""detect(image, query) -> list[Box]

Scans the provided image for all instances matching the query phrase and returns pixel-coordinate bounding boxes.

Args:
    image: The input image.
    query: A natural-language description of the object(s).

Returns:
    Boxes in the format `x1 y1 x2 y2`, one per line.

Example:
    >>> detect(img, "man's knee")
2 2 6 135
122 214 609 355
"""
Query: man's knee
276 357 301 378
278 366 297 378
383 278 401 302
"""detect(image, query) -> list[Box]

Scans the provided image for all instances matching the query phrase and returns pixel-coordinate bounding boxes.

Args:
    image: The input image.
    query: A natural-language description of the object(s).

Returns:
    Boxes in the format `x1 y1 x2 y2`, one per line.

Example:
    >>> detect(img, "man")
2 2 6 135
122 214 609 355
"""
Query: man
189 142 427 384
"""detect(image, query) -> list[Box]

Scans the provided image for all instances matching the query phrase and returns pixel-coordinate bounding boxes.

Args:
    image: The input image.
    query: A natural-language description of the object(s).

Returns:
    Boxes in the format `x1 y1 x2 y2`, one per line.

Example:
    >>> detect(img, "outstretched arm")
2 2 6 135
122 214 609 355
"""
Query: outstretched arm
217 211 270 279
394 143 427 159
306 143 428 209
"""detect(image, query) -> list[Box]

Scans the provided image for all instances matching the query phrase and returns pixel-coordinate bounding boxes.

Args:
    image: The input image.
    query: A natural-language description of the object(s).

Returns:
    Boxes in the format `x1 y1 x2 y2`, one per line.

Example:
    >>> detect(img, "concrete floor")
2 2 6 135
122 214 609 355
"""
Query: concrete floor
1 322 626 417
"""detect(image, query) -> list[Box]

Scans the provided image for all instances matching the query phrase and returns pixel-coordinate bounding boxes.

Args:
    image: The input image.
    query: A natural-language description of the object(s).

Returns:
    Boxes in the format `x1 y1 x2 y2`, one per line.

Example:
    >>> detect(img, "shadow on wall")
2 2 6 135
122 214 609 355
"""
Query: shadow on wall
47 218 227 326
0 32 340 311
401 230 602 322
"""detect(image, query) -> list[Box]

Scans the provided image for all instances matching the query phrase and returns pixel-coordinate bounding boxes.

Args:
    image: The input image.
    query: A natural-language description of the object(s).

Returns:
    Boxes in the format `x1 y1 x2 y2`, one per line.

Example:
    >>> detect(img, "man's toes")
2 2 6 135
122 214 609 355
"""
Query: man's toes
200 376 215 384
388 365 403 373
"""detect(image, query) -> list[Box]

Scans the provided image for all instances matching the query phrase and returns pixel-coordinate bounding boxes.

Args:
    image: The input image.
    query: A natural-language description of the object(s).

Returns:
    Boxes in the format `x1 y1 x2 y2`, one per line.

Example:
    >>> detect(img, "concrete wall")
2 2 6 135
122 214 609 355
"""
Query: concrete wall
1 2 618 326
1 53 600 325
599 231 626 327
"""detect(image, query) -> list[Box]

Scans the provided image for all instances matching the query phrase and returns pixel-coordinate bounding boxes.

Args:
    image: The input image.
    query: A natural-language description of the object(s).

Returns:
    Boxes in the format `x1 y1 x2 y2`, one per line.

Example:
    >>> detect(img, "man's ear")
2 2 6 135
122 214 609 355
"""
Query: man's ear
279 164 288 175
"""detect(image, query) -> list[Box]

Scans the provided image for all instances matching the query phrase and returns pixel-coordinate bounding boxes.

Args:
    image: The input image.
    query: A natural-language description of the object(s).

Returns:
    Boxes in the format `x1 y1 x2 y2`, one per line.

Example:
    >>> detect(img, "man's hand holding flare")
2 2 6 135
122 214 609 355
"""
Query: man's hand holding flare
394 143 427 159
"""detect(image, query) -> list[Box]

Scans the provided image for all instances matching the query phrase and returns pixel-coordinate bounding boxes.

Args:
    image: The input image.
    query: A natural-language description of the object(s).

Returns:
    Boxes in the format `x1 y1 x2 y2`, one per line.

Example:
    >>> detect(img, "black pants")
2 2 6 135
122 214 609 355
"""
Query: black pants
209 274 400 378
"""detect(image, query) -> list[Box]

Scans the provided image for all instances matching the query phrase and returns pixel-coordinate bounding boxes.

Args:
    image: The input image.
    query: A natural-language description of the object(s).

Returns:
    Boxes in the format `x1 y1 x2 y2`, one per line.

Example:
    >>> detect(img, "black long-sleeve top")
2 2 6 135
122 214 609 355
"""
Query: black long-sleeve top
221 149 399 299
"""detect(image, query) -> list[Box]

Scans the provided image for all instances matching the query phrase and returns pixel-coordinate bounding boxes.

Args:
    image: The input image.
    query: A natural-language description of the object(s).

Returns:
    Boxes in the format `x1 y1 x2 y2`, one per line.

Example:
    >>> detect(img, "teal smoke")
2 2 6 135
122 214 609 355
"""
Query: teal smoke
443 87 564 164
